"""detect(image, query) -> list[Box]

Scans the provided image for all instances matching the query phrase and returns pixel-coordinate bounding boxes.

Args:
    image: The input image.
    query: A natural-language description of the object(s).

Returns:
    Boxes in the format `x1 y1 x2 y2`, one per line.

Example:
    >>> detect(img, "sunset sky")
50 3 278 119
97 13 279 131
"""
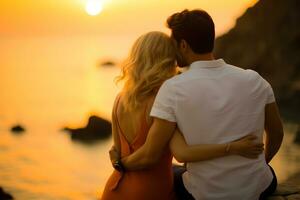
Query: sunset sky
1 0 258 37
0 0 259 124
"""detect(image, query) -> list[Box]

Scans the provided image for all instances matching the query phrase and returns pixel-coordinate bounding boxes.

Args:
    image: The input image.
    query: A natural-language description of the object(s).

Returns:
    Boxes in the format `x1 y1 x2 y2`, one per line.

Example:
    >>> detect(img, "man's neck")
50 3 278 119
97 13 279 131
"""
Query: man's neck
188 53 215 65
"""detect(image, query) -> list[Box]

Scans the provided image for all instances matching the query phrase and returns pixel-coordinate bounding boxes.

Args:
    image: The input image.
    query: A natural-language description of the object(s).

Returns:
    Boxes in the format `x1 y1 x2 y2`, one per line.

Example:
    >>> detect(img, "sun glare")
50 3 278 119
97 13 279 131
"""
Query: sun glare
85 0 103 16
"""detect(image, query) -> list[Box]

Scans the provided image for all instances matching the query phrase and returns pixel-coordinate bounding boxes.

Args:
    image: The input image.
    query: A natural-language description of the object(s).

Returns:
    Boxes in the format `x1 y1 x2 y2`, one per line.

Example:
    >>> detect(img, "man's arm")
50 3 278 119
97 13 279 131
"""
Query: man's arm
264 102 284 163
121 117 176 170
170 129 264 163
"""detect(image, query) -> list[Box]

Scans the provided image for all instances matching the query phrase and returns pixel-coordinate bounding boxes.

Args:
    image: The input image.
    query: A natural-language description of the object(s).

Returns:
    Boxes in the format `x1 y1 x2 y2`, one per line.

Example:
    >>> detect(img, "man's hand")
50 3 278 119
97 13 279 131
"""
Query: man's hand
109 146 120 164
230 135 264 159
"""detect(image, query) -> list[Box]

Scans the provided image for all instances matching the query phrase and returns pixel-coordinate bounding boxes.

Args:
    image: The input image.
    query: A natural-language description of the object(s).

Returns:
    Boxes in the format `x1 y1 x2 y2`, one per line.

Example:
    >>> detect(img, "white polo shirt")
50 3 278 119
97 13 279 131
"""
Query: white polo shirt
150 59 275 200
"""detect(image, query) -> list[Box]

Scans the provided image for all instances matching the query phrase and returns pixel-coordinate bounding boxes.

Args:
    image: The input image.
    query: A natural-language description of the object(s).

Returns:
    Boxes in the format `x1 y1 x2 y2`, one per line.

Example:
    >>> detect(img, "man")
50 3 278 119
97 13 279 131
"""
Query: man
120 9 284 200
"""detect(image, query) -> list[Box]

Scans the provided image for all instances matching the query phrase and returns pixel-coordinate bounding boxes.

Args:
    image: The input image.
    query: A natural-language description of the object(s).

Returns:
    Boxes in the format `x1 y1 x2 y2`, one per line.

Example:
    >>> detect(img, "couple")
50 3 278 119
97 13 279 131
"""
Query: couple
101 9 284 200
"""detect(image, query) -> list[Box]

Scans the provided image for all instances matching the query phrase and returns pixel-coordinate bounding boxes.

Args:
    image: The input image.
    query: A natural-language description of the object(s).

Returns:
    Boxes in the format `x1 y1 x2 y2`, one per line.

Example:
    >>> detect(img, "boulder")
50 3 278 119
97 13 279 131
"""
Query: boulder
272 184 300 196
63 115 111 143
0 187 13 200
267 184 300 200
98 60 116 67
267 172 300 200
10 125 25 133
214 0 300 121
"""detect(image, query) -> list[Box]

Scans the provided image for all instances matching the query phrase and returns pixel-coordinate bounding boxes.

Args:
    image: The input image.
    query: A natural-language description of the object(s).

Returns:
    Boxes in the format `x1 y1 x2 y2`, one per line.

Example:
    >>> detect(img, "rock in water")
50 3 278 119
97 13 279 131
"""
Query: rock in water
98 60 116 67
63 115 112 143
10 125 25 133
0 187 13 200
214 0 300 120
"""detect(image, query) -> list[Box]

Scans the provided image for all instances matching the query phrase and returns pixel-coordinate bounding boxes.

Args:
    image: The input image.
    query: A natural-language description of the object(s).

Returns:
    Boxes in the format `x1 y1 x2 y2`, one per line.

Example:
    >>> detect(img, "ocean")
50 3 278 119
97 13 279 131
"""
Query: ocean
0 36 299 199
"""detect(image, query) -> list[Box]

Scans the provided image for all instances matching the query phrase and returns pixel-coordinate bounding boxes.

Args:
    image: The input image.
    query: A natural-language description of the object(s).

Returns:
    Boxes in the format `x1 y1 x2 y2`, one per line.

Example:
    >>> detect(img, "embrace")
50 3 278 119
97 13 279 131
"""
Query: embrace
101 9 284 200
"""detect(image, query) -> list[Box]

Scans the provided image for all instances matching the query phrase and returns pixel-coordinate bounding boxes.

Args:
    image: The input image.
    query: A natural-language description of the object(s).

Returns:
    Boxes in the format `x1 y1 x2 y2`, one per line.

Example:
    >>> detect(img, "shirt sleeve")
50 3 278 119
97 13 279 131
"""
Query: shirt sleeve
150 80 177 122
247 69 276 105
264 80 275 104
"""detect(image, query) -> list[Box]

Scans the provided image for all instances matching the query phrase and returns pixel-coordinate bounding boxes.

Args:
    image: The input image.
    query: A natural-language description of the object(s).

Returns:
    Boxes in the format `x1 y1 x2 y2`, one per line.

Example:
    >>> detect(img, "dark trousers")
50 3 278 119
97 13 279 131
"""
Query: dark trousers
259 165 277 200
173 165 195 200
173 164 277 200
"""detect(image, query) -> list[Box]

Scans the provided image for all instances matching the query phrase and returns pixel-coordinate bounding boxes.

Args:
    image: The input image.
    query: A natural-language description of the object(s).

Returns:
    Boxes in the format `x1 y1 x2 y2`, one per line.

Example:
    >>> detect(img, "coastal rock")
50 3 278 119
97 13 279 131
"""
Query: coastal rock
10 125 25 133
214 0 300 120
0 187 13 200
267 184 300 200
63 115 111 143
286 194 300 200
267 172 300 200
98 60 116 67
272 184 300 196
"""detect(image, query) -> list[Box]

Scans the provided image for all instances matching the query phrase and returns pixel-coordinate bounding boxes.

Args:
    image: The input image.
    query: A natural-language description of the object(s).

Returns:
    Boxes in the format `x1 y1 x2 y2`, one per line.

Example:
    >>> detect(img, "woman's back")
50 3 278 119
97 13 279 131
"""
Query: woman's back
101 95 176 200
117 96 153 145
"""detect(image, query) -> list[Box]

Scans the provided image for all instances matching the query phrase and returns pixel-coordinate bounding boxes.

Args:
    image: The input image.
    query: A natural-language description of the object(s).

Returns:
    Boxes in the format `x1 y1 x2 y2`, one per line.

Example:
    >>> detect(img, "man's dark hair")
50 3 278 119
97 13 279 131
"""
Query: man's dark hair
167 9 215 54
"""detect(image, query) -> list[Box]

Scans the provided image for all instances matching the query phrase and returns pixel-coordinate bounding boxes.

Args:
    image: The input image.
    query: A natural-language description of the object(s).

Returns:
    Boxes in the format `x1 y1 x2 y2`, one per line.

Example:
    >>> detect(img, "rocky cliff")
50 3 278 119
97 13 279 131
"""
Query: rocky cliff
214 0 300 120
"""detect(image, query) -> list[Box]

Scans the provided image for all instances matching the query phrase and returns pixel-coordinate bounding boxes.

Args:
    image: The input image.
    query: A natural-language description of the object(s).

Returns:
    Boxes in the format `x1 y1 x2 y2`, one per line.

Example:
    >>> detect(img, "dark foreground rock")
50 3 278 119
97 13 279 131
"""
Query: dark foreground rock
10 125 25 133
268 172 300 200
214 0 300 121
267 185 300 200
0 187 13 200
63 115 111 143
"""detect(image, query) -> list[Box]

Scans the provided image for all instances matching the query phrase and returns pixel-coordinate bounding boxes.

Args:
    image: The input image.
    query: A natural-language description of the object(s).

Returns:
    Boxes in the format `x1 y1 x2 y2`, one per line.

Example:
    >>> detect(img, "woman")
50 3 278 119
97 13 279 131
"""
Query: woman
100 31 263 200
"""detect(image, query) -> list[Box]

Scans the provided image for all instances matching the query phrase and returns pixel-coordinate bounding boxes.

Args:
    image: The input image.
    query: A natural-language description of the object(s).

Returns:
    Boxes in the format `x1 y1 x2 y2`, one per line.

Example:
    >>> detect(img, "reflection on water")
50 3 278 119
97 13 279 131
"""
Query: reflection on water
0 128 113 200
0 36 299 199
0 36 125 128
0 36 123 199
0 123 300 199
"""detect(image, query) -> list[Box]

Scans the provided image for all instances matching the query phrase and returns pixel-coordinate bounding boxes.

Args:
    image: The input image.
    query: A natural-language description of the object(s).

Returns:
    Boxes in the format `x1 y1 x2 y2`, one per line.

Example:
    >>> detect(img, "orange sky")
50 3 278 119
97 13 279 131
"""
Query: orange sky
0 0 258 37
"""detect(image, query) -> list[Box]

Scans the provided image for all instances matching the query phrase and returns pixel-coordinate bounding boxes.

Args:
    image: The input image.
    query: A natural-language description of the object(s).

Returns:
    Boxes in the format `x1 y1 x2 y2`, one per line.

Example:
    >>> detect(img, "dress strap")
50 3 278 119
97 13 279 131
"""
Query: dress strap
114 95 150 148
114 95 136 152
114 95 125 136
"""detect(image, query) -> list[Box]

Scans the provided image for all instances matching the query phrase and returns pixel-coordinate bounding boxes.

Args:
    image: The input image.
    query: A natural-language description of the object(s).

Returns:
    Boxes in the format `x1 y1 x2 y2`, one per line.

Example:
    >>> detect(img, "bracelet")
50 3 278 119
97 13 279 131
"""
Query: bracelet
113 159 126 172
225 143 231 154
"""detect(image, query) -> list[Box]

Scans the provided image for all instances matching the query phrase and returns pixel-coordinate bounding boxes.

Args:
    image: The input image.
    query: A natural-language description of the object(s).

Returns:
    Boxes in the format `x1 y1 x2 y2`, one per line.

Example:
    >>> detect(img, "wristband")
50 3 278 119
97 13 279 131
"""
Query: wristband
113 159 125 172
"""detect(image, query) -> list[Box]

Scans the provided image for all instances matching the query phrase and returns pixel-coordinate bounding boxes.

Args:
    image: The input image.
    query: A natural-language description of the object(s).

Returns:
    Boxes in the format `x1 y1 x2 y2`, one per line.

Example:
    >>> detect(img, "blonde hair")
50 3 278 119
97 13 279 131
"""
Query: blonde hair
117 31 177 111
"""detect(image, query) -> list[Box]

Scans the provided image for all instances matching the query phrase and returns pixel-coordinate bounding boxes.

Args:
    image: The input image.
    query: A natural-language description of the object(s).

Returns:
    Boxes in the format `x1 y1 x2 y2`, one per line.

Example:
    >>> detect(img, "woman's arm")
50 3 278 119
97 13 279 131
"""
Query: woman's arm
109 95 122 164
170 129 264 163
121 118 176 170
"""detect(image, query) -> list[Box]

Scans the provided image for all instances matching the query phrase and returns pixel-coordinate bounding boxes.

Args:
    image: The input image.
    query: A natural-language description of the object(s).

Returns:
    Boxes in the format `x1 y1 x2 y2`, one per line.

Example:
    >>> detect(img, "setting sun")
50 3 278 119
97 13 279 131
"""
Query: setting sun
85 0 103 16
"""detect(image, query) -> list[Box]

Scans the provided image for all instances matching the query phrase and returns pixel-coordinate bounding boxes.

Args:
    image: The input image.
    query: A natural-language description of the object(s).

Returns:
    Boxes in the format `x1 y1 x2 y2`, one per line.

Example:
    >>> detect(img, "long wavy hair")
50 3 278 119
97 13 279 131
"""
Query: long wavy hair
117 31 177 111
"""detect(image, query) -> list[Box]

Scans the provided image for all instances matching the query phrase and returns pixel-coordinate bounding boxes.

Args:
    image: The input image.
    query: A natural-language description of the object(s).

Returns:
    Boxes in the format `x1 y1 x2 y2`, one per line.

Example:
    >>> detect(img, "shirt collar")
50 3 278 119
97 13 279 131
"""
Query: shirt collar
190 59 226 69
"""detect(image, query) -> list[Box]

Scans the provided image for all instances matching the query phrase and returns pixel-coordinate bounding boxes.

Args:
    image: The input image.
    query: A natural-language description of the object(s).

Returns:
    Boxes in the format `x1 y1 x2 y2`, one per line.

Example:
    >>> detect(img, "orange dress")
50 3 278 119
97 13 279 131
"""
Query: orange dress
101 97 176 200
